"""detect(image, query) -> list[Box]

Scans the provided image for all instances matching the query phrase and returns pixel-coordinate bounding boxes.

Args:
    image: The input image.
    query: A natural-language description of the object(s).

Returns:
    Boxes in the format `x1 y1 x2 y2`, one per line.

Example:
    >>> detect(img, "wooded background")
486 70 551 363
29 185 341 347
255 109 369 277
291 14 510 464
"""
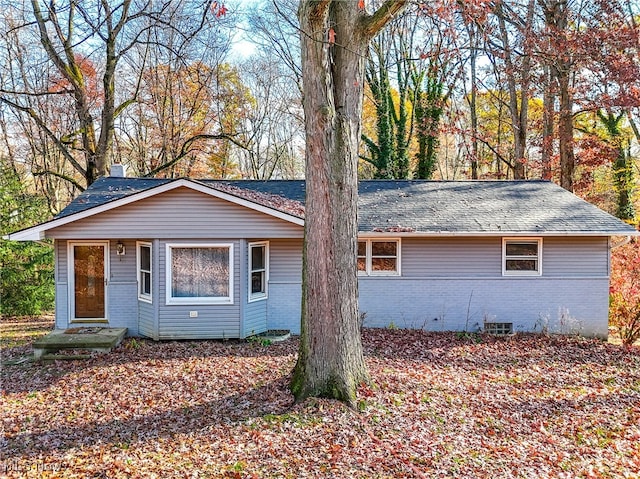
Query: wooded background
1 0 638 315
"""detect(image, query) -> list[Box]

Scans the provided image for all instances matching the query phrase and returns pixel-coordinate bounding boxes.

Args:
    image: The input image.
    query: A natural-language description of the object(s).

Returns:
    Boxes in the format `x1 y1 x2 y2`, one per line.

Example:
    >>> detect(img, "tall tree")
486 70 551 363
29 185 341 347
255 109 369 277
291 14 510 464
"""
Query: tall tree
292 0 407 406
538 0 577 191
492 0 536 180
361 16 415 179
235 55 305 179
597 110 636 221
0 1 224 187
411 2 463 180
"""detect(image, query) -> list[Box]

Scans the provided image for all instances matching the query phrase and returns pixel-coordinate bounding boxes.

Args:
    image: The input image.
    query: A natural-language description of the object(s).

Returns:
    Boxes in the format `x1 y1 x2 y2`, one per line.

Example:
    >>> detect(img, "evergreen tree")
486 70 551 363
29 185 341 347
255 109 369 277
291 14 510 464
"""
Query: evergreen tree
0 164 54 316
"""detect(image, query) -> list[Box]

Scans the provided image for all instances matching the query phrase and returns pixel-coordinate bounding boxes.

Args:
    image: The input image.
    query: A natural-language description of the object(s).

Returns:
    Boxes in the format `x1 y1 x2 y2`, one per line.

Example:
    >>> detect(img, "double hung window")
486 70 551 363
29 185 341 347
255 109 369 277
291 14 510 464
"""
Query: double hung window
249 242 268 301
137 242 152 302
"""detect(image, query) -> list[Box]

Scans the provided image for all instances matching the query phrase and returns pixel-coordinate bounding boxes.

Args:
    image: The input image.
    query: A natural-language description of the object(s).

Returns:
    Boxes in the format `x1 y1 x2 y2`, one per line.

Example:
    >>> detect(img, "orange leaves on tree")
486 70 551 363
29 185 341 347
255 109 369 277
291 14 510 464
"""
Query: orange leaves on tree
48 54 102 106
610 239 640 345
211 1 227 18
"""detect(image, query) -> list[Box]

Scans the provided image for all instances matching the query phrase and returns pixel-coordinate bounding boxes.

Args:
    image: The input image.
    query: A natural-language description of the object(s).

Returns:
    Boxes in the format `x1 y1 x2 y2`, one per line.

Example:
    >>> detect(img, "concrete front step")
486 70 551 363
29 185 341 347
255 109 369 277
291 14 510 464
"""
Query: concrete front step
33 328 127 360
40 354 93 361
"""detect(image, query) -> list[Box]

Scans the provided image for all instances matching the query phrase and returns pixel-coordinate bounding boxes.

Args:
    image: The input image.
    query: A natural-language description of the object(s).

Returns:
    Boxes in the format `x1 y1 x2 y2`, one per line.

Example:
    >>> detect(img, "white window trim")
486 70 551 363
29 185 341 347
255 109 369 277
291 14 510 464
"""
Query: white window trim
502 237 543 276
137 241 152 303
248 241 269 302
357 238 401 276
165 243 234 305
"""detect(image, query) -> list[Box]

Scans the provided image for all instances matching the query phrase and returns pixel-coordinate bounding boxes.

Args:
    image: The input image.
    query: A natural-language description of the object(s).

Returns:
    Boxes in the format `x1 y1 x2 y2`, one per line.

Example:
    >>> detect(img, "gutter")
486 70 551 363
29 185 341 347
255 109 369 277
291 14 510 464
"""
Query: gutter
610 235 633 250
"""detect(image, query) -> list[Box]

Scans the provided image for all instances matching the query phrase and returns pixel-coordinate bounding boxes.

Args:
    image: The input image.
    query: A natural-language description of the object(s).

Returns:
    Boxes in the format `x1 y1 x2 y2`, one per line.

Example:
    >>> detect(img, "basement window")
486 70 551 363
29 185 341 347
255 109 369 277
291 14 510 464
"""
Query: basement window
484 322 513 335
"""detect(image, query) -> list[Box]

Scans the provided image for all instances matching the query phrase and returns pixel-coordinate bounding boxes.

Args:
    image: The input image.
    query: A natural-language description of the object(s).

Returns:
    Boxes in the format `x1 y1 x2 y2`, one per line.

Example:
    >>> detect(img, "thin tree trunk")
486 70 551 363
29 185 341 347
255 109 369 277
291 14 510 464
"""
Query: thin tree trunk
469 25 479 180
557 70 574 191
495 0 534 180
541 64 555 179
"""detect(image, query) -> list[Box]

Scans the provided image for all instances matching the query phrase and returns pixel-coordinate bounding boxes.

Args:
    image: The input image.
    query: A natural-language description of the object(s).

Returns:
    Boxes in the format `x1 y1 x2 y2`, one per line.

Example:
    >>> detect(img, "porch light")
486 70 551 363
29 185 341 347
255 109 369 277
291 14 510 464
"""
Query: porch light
116 241 126 256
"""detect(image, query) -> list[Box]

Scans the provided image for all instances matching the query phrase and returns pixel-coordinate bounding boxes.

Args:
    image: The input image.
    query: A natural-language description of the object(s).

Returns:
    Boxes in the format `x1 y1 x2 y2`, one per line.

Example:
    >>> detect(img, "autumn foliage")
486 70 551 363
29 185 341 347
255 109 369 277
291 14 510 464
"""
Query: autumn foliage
2 320 640 478
610 238 640 345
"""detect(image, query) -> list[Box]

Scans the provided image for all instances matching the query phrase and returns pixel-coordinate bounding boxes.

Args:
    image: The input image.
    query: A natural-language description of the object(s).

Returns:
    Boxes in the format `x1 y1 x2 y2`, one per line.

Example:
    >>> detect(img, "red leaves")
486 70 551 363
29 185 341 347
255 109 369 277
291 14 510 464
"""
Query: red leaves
211 1 227 18
2 326 640 478
210 183 305 218
610 239 640 345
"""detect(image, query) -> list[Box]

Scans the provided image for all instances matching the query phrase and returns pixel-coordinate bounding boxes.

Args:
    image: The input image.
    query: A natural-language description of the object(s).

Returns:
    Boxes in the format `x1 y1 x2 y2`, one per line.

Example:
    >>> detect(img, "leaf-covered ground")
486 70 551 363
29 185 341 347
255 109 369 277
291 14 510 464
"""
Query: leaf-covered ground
1 319 639 478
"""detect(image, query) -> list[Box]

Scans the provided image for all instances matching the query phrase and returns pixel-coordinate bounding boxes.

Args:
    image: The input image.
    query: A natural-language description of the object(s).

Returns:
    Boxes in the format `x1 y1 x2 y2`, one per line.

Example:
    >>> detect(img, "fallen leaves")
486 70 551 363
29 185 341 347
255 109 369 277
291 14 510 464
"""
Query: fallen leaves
209 183 305 219
1 327 639 478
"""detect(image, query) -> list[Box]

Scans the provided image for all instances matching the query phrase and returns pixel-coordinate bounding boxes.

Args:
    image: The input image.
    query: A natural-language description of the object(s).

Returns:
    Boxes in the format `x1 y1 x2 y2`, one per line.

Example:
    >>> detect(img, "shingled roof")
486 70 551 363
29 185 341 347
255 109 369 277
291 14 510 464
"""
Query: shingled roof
49 177 635 237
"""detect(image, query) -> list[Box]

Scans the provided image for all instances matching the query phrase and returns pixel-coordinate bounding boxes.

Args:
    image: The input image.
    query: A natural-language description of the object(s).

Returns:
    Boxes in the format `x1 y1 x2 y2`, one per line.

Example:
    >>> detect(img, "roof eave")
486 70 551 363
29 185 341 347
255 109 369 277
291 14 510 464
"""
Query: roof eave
358 230 639 237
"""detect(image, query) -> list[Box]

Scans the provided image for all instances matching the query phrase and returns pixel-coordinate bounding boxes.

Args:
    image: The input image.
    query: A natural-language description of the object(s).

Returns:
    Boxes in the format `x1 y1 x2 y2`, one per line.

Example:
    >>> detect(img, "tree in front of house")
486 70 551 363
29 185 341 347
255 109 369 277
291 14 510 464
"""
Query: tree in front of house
292 0 407 406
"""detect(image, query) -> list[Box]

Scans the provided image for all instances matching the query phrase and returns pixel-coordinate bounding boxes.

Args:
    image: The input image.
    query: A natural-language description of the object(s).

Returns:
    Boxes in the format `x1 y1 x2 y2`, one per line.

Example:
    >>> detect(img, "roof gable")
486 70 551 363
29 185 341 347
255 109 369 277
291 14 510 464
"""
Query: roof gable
8 178 304 241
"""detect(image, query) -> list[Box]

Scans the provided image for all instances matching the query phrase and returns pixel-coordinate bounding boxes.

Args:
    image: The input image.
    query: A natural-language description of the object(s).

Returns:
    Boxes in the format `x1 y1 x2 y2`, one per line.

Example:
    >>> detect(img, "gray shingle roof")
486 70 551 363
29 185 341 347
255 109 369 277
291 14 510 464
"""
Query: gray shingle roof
56 177 636 236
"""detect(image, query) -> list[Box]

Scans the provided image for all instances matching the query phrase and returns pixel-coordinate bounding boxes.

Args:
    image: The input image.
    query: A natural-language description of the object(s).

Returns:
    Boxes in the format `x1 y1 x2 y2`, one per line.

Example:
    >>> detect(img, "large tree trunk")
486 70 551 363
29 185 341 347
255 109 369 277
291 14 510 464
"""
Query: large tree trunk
292 0 406 406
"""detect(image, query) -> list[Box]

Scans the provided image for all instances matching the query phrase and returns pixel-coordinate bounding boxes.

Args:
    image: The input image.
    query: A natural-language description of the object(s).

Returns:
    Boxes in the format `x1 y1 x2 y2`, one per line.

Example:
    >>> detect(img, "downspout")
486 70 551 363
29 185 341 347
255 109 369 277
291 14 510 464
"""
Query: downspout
610 235 632 250
608 235 632 280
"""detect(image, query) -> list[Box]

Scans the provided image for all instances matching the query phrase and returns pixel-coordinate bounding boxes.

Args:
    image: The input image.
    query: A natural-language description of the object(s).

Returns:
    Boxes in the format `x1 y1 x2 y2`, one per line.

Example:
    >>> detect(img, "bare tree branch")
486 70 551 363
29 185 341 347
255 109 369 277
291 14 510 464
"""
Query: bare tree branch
32 170 85 192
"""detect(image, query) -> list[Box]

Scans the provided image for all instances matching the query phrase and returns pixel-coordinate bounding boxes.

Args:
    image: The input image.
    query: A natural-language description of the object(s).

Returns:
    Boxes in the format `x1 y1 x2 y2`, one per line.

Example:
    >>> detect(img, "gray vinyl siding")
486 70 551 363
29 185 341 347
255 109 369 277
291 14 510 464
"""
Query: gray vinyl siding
138 301 154 338
357 236 611 338
266 236 611 337
542 237 608 276
400 237 609 278
401 237 501 277
244 300 267 336
54 240 67 329
156 239 241 339
266 239 303 333
269 239 303 281
106 239 138 334
47 187 303 240
56 239 68 282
